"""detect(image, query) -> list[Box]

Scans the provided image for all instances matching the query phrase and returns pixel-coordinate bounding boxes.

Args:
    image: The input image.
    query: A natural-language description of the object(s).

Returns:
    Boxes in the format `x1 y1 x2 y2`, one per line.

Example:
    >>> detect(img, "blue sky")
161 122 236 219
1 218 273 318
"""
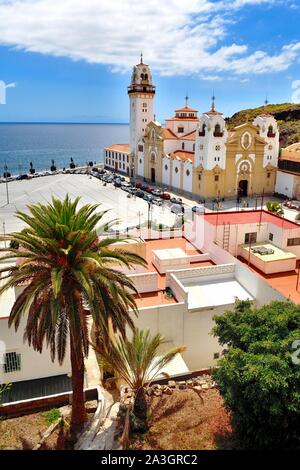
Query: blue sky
0 0 300 123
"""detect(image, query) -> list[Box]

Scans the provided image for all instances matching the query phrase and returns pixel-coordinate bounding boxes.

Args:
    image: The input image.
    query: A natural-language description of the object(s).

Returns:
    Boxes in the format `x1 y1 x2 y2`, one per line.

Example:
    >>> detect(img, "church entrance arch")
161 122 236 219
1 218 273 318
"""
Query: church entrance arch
238 179 248 197
151 167 156 183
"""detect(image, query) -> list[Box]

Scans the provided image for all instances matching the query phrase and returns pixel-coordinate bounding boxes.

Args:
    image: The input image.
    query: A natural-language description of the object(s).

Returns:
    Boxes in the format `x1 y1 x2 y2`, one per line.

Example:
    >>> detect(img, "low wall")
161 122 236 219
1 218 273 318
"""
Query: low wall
148 368 212 385
0 387 99 418
189 253 211 263
167 273 187 303
127 271 158 293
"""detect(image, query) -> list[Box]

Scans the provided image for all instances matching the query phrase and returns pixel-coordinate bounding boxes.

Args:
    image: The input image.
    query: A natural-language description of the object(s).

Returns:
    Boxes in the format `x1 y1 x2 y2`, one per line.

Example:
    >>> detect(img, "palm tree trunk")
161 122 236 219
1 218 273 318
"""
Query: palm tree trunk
133 387 148 432
70 342 87 436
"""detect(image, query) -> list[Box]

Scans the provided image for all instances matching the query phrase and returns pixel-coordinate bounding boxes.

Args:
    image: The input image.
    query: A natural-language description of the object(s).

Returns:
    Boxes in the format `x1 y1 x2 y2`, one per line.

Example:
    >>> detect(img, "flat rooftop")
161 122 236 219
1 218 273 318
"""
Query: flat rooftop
152 247 189 261
180 276 253 310
240 243 297 262
238 256 300 304
135 237 215 307
204 210 299 230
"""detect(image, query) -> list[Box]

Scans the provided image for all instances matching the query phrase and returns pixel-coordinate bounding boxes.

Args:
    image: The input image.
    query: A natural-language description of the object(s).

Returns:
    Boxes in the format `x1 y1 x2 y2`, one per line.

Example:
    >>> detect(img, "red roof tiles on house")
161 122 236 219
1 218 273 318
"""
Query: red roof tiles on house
105 144 130 153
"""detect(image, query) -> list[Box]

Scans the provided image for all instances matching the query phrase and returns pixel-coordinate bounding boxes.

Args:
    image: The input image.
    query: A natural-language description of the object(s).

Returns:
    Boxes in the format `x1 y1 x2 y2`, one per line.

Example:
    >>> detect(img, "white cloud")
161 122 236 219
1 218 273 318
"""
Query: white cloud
0 0 298 78
5 82 16 88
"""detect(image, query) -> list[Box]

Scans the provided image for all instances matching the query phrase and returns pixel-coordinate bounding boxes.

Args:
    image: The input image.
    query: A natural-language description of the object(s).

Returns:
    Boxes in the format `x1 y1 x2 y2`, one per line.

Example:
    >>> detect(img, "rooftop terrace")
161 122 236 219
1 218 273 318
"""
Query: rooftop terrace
204 210 299 230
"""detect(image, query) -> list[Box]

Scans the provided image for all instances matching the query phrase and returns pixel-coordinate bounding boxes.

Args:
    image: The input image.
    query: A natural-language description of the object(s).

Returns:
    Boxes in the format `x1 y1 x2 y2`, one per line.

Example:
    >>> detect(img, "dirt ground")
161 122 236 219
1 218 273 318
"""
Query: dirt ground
130 388 235 450
0 412 49 450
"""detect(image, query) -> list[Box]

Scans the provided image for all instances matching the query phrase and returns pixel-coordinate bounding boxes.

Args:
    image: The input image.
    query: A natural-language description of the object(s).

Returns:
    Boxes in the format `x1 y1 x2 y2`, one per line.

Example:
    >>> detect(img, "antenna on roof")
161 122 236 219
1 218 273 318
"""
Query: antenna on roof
140 51 143 64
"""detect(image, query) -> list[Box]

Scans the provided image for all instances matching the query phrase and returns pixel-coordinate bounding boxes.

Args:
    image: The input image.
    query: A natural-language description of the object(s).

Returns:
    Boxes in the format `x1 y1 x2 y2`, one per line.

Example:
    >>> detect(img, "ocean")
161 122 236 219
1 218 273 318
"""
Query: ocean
0 123 129 176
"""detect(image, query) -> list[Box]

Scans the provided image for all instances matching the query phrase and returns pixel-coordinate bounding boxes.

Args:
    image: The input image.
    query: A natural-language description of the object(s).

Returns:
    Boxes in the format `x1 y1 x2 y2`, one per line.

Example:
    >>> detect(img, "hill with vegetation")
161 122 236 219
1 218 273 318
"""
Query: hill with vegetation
226 103 300 148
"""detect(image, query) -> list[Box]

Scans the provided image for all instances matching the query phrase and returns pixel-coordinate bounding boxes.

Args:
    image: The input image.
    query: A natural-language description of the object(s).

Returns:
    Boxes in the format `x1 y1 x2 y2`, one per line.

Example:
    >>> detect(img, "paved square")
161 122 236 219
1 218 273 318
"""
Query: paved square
0 174 176 234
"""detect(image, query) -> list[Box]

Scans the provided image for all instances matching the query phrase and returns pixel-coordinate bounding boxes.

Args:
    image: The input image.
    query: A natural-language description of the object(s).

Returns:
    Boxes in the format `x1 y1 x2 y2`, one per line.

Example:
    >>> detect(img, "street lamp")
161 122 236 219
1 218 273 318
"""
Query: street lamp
147 201 152 230
3 161 10 205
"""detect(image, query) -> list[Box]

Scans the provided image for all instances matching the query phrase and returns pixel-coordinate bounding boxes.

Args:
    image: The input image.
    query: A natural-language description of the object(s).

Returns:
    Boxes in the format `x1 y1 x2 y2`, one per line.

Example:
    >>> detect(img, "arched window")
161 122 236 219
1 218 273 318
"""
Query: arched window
199 123 206 136
182 142 185 150
267 125 275 137
141 73 144 80
214 123 223 136
144 74 148 81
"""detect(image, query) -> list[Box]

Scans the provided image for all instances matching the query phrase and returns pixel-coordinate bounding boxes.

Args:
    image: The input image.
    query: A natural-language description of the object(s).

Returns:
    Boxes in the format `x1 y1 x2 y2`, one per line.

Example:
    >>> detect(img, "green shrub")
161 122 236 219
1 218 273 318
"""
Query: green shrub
212 300 300 449
44 408 61 425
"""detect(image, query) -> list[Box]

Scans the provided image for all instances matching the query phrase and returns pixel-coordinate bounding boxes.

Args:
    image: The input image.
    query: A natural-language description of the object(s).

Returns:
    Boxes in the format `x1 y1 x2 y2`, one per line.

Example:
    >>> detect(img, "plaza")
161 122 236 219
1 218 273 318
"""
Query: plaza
0 173 176 234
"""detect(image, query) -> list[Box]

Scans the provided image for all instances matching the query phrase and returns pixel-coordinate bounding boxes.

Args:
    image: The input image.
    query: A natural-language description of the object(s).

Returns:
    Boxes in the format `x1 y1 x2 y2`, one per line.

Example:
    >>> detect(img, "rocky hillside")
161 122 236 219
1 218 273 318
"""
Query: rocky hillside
226 103 300 148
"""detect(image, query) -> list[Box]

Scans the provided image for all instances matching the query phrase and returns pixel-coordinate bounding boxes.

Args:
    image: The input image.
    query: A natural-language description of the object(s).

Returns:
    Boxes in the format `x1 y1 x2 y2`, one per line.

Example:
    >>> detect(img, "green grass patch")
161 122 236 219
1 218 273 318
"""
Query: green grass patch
43 408 61 425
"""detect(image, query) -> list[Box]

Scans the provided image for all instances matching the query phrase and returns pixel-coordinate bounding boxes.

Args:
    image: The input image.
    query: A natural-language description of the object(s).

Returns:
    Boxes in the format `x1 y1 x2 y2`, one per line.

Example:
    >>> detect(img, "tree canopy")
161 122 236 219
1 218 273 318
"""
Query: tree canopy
212 300 300 449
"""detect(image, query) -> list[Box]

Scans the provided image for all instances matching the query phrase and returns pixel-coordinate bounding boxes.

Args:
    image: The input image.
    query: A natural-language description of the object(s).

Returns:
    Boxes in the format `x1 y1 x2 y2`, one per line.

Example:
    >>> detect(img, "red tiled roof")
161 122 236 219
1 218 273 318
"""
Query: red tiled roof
204 210 299 230
175 106 198 113
166 117 200 122
182 130 196 141
163 128 178 140
170 150 194 162
105 144 130 153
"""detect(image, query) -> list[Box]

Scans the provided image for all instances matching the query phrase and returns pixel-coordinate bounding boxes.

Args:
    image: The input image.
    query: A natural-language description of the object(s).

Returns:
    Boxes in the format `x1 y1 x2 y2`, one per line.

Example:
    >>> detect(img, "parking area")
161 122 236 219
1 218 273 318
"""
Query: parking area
0 170 181 234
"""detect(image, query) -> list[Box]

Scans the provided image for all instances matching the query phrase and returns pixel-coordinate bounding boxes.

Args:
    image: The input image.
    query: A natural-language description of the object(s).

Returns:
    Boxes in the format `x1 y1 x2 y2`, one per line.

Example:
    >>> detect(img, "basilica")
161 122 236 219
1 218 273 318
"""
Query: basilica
104 57 280 199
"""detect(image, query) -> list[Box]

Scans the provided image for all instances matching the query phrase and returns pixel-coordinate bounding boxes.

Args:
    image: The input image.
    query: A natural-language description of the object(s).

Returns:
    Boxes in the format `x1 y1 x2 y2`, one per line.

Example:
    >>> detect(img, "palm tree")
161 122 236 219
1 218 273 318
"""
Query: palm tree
94 328 186 432
266 201 284 216
0 196 146 435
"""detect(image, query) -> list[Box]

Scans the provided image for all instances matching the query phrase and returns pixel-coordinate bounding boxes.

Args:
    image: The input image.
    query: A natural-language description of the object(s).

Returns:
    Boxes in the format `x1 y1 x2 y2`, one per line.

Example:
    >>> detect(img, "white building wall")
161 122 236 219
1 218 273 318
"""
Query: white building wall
165 119 198 137
253 115 279 168
275 171 295 198
183 161 193 193
162 157 171 185
172 160 181 189
128 302 224 370
137 151 144 176
0 316 71 384
195 114 227 170
130 94 154 156
164 139 181 155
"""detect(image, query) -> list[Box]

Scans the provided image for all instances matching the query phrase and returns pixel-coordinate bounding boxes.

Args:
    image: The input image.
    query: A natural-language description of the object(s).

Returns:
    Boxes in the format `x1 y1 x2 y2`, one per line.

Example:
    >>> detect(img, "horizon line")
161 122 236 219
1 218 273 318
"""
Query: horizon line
0 121 130 125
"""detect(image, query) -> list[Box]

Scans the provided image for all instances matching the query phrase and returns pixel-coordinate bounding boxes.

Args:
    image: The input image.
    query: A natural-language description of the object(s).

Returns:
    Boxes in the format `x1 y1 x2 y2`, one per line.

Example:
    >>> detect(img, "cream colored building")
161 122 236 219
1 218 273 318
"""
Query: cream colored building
275 142 300 199
104 58 280 200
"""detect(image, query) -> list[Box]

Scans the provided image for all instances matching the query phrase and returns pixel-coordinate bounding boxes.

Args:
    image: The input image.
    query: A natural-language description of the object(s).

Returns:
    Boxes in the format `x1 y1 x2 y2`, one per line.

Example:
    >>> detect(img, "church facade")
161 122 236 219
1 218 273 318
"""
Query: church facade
104 57 280 200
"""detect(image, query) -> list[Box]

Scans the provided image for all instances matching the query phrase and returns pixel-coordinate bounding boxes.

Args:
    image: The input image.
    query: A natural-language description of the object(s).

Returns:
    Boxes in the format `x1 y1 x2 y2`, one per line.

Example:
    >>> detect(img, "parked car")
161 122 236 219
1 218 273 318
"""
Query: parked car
143 194 154 202
170 204 184 214
16 174 29 180
144 186 154 193
152 198 163 206
136 190 145 198
170 197 183 204
160 192 171 200
152 189 162 197
135 182 142 188
192 205 205 214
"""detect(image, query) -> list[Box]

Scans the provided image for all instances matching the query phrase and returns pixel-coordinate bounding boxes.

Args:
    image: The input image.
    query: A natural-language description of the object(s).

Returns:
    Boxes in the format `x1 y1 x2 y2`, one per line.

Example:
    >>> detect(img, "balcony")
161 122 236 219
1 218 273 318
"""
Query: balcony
128 85 156 94
198 131 205 137
267 132 276 138
213 131 223 137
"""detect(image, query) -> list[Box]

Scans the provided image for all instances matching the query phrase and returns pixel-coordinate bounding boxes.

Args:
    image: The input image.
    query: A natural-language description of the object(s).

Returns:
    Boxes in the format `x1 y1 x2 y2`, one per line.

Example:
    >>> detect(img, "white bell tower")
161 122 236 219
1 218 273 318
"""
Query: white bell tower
194 96 227 170
128 54 155 158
